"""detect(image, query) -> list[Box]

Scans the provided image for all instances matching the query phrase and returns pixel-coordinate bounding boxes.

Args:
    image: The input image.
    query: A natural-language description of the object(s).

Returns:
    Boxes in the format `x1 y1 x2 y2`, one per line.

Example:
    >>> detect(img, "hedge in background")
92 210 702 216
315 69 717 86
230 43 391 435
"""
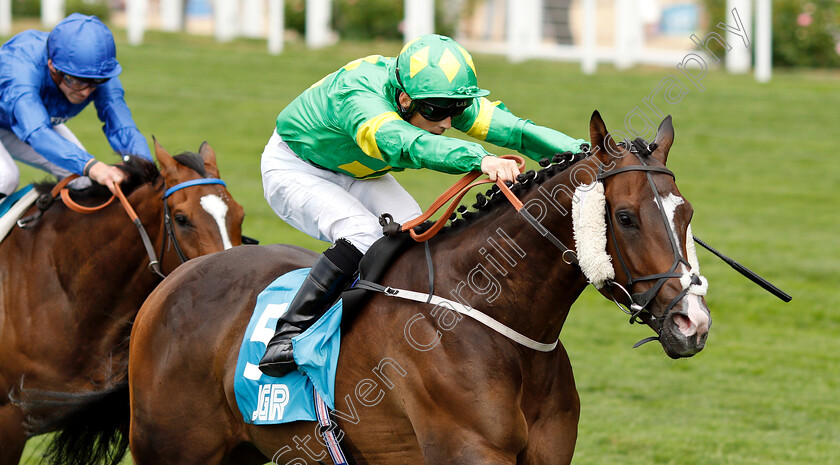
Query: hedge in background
285 0 462 41
703 0 840 68
12 0 110 20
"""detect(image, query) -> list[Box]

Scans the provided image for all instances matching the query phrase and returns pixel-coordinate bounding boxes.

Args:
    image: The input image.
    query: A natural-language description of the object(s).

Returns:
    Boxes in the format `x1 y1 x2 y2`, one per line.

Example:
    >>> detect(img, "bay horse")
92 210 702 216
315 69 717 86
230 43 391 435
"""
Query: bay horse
0 140 244 465
55 111 711 465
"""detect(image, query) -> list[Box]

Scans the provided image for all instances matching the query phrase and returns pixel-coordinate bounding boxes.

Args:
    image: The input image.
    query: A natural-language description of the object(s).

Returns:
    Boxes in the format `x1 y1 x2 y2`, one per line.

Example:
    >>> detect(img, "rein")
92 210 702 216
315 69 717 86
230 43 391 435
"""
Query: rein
17 174 226 278
400 155 527 240
400 155 578 263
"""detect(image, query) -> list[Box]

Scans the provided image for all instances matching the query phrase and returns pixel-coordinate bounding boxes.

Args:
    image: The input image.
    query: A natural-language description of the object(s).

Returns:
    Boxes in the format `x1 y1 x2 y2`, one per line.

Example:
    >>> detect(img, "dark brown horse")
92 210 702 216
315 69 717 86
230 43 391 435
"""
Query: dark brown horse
0 141 244 465
56 111 711 465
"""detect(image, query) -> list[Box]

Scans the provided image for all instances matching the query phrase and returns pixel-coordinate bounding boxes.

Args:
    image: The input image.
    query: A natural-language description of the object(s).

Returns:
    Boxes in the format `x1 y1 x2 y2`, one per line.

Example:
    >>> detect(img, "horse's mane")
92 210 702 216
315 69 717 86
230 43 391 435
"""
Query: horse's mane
31 152 207 200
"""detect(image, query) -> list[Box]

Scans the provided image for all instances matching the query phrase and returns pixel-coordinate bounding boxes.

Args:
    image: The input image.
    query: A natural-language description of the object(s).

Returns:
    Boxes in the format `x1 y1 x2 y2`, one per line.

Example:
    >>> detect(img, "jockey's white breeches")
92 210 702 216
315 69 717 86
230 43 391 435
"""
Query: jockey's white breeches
0 124 91 196
261 129 422 254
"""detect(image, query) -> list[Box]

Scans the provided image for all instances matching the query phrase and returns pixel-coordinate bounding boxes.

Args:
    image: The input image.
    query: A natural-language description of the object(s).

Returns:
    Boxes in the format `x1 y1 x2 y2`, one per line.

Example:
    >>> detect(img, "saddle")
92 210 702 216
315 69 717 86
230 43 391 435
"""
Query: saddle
0 185 38 243
340 226 418 324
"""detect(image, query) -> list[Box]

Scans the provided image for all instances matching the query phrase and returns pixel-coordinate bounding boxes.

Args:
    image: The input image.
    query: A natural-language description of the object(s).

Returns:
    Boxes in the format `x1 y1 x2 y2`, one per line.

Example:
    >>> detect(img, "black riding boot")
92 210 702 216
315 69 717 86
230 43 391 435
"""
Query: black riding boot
258 239 363 377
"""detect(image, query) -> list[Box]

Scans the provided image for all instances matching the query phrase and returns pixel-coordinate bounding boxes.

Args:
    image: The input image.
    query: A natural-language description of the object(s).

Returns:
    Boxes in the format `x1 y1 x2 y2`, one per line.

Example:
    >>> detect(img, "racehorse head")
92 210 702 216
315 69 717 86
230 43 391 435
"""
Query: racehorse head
154 139 245 267
584 111 711 358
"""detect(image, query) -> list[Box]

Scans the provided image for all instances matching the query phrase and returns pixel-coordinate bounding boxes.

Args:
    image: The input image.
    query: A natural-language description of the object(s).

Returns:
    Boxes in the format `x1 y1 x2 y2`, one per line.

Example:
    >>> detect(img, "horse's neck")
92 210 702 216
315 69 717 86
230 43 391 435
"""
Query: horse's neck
56 183 165 321
424 163 591 345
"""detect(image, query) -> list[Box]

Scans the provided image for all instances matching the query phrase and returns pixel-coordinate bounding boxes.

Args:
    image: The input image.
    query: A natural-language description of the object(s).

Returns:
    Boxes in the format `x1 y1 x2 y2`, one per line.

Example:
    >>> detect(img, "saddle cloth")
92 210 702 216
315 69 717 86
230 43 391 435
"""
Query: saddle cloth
234 267 343 425
0 185 37 243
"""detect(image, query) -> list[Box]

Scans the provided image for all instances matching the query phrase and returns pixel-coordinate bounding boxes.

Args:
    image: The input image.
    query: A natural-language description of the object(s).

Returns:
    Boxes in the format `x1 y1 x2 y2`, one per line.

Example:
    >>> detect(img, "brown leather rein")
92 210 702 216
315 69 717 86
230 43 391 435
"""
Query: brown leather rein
23 174 166 278
400 154 527 242
398 153 580 267
53 174 134 217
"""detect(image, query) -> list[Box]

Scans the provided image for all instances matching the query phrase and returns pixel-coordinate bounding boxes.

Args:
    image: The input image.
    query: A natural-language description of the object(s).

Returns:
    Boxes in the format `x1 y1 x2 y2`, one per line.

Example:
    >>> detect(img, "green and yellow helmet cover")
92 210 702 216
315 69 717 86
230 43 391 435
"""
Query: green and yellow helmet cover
391 34 490 100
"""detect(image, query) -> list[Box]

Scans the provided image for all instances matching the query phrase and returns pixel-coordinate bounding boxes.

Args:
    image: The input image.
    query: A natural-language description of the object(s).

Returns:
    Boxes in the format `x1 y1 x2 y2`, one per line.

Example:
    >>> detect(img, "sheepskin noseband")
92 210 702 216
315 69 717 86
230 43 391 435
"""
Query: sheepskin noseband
572 182 614 288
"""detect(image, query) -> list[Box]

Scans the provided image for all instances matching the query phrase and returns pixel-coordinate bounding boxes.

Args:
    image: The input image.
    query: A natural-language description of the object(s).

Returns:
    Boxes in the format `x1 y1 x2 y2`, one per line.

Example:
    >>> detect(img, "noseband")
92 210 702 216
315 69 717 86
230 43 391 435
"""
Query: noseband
596 149 701 341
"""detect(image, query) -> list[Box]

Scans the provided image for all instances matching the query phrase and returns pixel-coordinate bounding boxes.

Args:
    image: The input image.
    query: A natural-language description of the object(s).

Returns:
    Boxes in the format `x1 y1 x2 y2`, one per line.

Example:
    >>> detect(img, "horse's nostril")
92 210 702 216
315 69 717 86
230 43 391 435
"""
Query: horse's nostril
672 313 695 337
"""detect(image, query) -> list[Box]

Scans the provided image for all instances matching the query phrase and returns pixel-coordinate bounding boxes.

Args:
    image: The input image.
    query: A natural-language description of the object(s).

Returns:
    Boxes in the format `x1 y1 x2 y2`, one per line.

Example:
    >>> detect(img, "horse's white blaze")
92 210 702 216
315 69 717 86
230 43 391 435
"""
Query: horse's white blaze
656 194 711 338
656 193 685 244
200 195 233 250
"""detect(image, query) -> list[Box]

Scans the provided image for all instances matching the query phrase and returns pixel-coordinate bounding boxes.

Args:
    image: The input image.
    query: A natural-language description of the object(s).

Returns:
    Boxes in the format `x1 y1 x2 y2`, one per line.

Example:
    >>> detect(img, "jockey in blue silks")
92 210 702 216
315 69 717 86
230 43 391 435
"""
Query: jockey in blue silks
0 13 152 198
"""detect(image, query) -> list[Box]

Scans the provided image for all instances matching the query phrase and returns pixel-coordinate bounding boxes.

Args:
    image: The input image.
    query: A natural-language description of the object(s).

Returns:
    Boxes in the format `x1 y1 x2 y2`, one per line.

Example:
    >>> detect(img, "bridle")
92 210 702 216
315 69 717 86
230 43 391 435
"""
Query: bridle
160 178 227 267
18 174 226 279
595 147 702 343
513 148 701 344
391 148 702 350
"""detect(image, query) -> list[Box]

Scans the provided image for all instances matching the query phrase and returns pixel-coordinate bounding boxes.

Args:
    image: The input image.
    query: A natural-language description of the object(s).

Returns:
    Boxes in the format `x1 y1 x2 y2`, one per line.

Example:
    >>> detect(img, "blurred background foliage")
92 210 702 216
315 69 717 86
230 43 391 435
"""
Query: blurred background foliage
285 0 476 41
13 0 110 20
703 0 840 67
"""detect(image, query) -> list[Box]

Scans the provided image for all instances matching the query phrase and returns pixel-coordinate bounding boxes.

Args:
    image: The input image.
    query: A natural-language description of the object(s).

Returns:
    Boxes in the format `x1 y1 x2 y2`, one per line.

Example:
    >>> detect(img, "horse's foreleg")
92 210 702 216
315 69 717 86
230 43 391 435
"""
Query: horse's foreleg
407 406 525 465
416 427 519 464
0 404 26 465
519 343 580 465
517 409 579 465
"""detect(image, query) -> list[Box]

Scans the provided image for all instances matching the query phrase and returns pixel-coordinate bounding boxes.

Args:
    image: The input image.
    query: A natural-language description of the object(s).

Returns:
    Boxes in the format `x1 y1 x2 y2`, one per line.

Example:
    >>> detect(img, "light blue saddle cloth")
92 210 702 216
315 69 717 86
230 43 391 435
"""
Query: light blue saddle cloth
0 184 34 218
234 268 343 425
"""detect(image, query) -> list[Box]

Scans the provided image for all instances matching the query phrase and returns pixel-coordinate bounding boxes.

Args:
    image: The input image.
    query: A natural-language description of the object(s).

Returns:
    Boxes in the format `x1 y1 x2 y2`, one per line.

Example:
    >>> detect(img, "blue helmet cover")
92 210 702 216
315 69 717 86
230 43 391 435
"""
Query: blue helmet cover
47 13 121 79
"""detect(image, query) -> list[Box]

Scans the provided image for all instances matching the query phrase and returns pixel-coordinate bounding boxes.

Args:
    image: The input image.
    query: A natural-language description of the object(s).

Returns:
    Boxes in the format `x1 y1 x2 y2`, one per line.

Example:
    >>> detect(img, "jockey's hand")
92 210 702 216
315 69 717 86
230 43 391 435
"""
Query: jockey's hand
481 155 520 183
86 161 126 195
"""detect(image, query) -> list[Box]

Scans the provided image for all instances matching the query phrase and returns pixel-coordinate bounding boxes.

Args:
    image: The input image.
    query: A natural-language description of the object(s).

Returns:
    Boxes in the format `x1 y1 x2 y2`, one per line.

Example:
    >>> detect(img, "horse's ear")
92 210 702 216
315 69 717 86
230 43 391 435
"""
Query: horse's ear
589 110 620 163
198 141 220 178
154 136 178 177
652 115 674 165
589 110 606 149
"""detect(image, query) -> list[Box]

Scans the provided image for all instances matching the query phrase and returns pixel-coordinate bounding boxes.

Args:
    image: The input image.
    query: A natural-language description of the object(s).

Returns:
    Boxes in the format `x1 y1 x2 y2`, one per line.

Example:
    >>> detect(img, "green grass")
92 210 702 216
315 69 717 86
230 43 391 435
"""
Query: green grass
12 27 839 464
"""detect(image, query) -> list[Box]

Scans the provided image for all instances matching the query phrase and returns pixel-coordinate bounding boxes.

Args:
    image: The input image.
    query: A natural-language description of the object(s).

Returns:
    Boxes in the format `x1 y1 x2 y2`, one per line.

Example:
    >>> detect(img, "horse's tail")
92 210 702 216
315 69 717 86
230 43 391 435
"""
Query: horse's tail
20 380 130 465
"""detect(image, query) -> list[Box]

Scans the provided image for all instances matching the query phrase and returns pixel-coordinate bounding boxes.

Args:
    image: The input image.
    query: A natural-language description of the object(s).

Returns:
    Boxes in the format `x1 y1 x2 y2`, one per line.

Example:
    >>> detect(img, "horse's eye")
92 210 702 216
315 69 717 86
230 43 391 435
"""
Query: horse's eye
173 214 190 227
616 212 636 228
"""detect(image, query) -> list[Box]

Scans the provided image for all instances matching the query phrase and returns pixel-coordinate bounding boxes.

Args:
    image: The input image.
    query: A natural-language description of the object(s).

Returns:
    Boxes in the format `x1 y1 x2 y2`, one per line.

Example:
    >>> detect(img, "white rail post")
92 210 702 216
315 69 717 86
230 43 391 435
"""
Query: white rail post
268 0 284 54
127 0 148 45
614 0 628 68
581 0 597 74
404 0 434 42
725 0 751 73
305 0 331 48
241 0 265 38
41 0 64 27
754 0 771 82
160 0 184 31
0 0 11 37
215 0 239 42
507 0 541 63
614 0 641 69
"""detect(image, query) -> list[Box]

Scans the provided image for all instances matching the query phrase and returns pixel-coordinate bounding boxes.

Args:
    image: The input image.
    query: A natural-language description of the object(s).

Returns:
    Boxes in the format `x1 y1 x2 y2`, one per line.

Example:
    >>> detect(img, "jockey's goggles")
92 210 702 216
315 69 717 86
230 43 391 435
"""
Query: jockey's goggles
60 73 109 90
415 98 472 122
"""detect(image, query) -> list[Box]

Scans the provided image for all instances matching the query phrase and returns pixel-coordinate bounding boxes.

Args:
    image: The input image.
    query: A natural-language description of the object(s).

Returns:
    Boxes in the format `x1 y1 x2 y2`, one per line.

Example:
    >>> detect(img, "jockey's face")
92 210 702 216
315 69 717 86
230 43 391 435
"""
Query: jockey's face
48 60 96 104
398 92 451 136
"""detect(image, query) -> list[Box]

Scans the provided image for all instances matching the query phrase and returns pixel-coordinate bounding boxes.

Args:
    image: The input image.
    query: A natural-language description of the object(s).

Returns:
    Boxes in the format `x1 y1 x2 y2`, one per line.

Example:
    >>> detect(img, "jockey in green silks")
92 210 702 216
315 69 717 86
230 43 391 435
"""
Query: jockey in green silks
259 34 588 377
